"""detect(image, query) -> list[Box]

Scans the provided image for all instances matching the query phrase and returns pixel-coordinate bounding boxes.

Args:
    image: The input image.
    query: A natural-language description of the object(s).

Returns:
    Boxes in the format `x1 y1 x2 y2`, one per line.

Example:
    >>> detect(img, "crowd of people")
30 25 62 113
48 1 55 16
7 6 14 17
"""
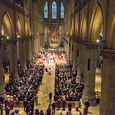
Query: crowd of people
0 48 93 115
33 48 66 65
0 63 44 115
54 64 84 102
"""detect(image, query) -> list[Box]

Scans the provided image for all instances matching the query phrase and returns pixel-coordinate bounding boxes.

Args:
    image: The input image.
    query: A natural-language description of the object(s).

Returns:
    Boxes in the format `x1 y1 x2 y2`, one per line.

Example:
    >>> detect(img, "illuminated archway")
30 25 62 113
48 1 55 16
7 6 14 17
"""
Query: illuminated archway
1 13 13 38
89 5 103 42
17 18 23 37
70 17 74 36
25 19 31 36
109 15 115 49
80 14 87 40
75 15 78 37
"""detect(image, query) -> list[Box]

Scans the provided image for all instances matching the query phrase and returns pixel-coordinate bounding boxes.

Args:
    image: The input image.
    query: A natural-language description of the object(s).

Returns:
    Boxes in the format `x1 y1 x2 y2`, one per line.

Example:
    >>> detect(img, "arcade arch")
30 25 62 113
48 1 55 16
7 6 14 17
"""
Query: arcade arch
89 5 103 42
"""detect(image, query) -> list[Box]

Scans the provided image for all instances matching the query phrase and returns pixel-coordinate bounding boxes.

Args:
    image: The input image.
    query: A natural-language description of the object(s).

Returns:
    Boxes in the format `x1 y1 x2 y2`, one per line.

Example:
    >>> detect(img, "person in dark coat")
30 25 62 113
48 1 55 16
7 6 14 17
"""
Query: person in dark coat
83 100 90 115
62 100 66 110
68 102 72 113
35 109 39 115
49 92 52 102
40 110 44 115
46 107 51 115
57 97 61 110
5 106 10 115
52 102 56 114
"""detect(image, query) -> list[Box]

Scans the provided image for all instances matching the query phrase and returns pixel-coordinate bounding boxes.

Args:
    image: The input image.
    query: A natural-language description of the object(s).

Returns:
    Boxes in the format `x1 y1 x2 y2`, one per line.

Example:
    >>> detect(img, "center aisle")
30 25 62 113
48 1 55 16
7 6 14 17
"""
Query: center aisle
37 63 55 111
37 53 67 112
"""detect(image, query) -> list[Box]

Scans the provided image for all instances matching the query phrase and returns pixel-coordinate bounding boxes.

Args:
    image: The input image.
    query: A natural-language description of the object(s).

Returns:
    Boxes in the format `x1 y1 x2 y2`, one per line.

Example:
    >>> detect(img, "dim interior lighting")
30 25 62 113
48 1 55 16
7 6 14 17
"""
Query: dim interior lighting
6 36 9 39
96 39 100 43
1 29 4 36
17 35 20 38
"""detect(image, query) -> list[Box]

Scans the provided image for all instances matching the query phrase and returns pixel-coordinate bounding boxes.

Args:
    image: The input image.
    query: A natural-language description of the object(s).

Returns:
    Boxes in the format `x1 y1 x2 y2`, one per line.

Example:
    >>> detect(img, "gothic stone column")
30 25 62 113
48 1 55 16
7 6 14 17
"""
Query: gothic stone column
18 38 26 69
0 40 5 97
100 49 115 115
29 38 33 60
8 39 18 80
25 37 33 63
31 37 34 55
78 41 86 83
82 42 98 106
72 40 78 69
25 38 30 63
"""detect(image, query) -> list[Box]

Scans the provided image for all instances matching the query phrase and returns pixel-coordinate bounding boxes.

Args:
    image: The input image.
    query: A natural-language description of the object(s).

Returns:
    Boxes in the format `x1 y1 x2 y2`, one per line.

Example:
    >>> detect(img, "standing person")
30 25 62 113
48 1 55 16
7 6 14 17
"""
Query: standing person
52 102 56 114
57 97 61 110
62 99 66 110
5 106 10 115
40 110 44 115
83 100 90 115
46 106 51 115
49 92 52 102
68 102 72 114
45 67 48 72
79 111 82 115
35 109 39 115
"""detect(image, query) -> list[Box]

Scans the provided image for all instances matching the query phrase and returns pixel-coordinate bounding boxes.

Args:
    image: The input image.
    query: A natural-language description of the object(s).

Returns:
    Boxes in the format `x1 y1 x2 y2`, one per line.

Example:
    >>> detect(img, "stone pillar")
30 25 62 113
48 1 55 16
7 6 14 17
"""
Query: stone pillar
72 40 78 69
0 40 5 97
25 37 32 63
31 38 35 55
100 49 115 115
18 38 26 69
29 38 32 61
70 38 73 64
8 39 18 80
25 38 30 63
82 42 98 106
78 41 86 82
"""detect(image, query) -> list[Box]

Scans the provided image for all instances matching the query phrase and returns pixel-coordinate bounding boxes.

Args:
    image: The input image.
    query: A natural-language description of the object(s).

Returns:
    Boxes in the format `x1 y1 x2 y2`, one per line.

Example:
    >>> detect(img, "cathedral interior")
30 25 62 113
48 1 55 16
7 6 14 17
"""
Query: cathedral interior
0 0 115 115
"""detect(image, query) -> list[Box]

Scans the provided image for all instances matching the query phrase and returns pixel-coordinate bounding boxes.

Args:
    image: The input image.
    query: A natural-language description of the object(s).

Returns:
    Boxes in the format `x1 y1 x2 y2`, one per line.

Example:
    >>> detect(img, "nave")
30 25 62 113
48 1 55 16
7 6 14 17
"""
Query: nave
1 49 100 115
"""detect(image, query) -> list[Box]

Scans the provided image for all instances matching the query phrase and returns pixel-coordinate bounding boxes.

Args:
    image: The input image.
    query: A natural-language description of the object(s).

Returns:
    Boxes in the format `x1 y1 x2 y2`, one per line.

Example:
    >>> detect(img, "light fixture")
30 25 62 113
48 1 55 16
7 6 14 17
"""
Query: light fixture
17 35 20 38
1 29 4 36
6 36 9 39
96 39 100 43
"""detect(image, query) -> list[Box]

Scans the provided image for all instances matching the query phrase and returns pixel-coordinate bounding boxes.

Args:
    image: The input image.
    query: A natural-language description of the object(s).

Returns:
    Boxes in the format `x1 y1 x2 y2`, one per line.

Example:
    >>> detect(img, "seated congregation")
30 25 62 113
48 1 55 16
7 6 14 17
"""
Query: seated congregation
54 64 84 102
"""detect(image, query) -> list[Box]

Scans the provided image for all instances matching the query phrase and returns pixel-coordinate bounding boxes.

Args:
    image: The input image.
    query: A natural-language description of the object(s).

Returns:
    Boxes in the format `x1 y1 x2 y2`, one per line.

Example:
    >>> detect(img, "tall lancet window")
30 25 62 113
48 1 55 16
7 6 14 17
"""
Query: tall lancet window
60 2 64 18
44 1 48 18
52 1 57 19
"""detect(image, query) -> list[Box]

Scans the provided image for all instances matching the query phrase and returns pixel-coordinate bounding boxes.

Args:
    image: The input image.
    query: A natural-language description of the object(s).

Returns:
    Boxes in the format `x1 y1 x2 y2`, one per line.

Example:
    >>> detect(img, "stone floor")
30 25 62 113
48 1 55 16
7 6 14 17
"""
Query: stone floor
3 54 101 115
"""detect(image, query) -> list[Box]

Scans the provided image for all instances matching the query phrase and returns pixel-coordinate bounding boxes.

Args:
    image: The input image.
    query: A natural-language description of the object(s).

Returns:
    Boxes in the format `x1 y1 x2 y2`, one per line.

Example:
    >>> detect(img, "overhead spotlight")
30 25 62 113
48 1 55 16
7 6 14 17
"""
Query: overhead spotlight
96 39 100 43
17 35 20 38
1 29 4 36
6 36 9 39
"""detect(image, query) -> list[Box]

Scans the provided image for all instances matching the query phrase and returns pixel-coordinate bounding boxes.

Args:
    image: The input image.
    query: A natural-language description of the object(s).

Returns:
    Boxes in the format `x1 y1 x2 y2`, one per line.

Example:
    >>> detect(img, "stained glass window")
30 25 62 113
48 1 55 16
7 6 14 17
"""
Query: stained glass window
44 1 48 18
52 1 57 19
60 2 64 18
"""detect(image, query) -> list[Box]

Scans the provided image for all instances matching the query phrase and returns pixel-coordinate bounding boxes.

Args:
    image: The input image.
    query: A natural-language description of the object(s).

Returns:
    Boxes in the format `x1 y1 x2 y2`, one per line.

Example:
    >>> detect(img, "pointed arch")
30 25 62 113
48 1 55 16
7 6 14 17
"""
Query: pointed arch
17 18 23 36
1 13 13 38
60 2 64 19
52 1 57 19
110 15 115 49
44 1 48 18
75 15 79 37
80 13 87 40
25 19 31 36
89 4 103 42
